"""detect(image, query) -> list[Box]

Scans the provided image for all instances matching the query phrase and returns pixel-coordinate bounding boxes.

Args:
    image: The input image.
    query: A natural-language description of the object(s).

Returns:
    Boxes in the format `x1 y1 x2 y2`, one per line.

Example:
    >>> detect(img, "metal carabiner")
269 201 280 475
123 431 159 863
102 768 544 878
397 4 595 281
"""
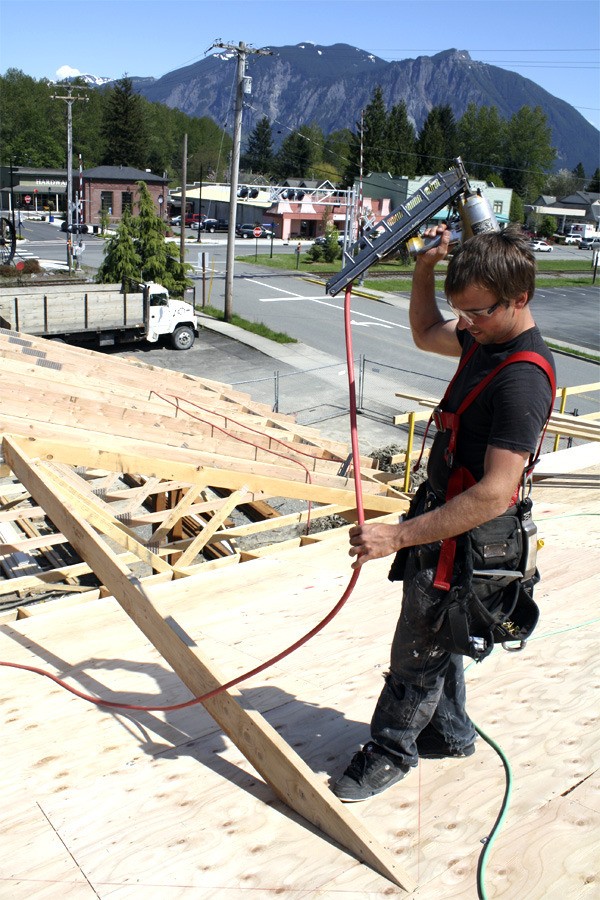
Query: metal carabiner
521 468 533 501
502 639 528 652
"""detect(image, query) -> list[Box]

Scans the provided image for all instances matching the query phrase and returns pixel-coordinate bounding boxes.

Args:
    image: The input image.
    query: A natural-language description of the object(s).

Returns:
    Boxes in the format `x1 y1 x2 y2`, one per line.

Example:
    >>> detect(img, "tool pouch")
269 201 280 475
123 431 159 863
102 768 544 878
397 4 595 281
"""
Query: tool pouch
432 514 541 660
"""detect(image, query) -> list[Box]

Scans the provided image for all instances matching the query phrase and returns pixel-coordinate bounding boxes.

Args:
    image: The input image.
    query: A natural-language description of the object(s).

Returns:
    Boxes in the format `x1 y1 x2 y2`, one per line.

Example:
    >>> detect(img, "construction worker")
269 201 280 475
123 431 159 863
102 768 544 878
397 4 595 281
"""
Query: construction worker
333 224 556 802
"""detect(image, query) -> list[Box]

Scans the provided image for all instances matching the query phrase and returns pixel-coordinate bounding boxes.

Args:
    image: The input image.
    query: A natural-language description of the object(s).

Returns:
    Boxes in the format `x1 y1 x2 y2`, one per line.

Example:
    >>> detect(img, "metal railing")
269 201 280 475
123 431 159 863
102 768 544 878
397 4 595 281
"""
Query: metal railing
227 356 599 492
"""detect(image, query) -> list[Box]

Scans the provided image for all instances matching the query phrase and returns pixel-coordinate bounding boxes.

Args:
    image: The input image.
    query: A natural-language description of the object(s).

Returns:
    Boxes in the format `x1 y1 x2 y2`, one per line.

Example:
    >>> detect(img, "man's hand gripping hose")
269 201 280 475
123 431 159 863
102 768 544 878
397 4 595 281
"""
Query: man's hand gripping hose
0 285 365 712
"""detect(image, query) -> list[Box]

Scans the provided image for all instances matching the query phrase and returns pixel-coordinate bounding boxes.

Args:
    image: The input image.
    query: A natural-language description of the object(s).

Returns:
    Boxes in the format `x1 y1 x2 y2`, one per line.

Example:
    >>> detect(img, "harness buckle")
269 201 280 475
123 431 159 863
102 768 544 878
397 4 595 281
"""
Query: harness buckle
432 406 445 431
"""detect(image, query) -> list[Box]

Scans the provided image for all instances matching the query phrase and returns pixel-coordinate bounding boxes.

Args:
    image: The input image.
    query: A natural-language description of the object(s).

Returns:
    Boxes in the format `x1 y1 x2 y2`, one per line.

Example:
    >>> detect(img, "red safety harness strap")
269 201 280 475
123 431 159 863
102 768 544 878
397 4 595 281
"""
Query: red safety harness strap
432 349 556 591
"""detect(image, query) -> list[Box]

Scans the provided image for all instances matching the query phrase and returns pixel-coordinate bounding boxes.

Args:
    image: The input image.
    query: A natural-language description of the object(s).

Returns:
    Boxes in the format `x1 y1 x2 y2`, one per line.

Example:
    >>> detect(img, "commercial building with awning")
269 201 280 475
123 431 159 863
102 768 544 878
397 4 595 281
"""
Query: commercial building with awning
168 182 274 228
0 166 67 215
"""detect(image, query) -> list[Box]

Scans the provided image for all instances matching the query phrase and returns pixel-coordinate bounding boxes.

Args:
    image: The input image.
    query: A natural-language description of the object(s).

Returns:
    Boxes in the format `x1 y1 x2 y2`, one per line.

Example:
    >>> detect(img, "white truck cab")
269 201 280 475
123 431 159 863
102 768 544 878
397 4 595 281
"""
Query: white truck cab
145 282 198 350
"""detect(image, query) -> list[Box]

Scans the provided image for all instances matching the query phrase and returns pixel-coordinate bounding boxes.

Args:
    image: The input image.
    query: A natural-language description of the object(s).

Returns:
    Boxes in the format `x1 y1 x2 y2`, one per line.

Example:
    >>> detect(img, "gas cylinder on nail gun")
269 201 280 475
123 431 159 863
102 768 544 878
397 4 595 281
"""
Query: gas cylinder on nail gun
406 190 499 257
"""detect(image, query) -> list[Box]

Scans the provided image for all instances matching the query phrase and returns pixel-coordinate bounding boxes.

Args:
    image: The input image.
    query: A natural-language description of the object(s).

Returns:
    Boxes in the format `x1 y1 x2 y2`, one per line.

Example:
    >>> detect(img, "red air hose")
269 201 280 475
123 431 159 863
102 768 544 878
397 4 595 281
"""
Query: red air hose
1 286 365 711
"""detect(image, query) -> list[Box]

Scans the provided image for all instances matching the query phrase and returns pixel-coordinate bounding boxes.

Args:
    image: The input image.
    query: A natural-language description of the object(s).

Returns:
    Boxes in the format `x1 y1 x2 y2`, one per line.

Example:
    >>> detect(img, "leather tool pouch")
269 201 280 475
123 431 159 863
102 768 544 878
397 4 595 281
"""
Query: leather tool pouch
432 513 540 660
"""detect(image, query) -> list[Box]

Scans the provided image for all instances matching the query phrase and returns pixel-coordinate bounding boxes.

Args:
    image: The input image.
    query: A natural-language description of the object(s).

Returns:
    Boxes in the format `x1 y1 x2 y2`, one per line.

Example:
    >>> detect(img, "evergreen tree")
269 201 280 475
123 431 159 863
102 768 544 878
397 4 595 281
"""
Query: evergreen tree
343 86 390 185
502 106 556 202
415 107 447 174
539 215 558 238
97 188 190 293
300 123 326 178
509 191 525 225
323 128 354 181
343 130 361 187
362 86 390 173
274 130 312 178
437 105 459 164
586 168 600 193
572 162 586 187
134 179 171 284
386 102 416 176
241 116 274 175
456 103 480 172
0 69 64 166
101 76 148 168
457 104 506 179
96 207 142 287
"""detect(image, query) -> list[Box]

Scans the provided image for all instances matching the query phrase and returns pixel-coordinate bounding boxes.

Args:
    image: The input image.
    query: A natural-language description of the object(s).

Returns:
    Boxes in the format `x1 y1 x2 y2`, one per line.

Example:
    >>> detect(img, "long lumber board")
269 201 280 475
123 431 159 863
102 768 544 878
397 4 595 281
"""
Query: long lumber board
4 435 408 510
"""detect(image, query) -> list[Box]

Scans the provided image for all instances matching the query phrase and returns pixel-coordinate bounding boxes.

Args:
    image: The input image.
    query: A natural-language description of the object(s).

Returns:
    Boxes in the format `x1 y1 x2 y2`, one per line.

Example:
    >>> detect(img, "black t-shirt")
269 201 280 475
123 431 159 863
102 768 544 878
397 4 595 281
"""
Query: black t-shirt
427 327 556 495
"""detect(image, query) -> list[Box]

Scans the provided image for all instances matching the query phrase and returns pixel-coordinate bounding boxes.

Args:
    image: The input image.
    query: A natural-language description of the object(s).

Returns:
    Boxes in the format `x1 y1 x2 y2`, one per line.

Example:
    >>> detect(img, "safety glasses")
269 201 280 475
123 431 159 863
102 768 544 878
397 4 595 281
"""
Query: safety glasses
446 298 502 327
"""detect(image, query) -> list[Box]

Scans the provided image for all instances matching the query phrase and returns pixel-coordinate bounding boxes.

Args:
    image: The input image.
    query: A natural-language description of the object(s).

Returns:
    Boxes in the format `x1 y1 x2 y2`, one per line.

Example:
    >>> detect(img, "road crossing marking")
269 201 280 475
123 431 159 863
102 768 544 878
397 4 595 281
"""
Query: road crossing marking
255 288 410 330
311 297 410 330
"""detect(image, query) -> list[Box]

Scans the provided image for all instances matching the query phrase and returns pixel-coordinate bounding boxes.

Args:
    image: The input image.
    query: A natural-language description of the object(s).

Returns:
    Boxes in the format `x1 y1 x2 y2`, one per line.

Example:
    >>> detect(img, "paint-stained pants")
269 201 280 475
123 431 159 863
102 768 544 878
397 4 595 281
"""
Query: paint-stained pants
370 546 477 767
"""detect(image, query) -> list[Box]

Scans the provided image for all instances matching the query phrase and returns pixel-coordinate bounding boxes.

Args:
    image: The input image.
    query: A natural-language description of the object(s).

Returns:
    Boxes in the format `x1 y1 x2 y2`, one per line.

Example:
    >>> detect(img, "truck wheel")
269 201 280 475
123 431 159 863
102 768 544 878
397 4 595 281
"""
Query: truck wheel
171 325 195 350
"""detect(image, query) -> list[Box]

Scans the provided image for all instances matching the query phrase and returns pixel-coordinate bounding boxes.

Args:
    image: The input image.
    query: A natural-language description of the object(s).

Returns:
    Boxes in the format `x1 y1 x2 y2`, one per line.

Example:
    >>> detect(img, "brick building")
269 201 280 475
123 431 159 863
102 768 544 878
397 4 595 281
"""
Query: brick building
82 166 168 228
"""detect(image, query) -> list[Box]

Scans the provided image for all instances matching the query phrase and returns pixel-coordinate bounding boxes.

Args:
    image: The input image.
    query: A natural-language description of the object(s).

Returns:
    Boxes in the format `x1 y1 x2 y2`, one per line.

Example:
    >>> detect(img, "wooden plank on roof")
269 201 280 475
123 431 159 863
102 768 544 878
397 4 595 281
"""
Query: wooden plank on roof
32 438 405 511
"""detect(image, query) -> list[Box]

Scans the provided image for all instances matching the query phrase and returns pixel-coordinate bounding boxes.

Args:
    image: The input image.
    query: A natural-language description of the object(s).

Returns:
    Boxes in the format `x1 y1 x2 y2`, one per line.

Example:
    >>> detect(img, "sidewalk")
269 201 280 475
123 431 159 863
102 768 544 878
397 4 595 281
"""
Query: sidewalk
115 310 413 457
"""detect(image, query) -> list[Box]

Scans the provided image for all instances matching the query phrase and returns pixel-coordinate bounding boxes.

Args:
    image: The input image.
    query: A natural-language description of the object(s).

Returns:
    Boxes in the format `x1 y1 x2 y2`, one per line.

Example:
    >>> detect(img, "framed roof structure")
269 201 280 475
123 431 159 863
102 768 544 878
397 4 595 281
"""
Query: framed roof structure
0 325 598 896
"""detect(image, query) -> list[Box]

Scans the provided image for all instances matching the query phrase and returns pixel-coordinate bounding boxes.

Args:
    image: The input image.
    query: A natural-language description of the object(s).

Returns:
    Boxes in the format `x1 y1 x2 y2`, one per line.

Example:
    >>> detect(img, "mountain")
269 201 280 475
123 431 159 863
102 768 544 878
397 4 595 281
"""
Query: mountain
60 72 113 86
124 43 598 177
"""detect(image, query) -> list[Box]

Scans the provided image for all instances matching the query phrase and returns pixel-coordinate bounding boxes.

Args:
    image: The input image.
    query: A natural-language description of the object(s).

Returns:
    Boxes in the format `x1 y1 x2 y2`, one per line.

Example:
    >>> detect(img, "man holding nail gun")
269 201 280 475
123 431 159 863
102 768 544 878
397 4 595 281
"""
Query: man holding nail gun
333 223 556 802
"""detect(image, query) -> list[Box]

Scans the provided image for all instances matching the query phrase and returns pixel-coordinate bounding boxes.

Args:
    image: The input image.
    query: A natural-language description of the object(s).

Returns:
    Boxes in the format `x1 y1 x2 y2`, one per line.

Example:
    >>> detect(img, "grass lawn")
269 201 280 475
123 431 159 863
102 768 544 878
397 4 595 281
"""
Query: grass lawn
199 305 297 344
239 252 596 291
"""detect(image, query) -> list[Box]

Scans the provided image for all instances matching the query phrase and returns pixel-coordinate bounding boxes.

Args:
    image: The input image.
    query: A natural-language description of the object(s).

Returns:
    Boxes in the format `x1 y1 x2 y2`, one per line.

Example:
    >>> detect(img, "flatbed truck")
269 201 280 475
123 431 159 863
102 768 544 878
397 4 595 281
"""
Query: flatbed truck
0 281 198 350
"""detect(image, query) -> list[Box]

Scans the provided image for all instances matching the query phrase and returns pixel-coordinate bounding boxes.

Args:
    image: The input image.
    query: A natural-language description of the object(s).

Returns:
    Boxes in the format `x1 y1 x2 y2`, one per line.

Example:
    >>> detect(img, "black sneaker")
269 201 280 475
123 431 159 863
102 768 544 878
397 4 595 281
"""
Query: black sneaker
416 728 476 760
332 742 409 802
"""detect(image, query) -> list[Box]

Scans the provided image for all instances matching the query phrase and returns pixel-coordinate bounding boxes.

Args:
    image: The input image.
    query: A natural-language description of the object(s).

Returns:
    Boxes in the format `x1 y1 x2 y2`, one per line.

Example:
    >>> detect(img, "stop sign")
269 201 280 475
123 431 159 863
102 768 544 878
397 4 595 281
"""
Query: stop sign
253 226 262 237
24 195 31 204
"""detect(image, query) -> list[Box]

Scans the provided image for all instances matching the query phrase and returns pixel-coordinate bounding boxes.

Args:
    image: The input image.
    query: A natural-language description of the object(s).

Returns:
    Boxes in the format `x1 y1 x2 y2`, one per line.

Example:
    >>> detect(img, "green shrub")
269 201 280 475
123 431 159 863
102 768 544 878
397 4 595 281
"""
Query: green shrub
306 244 324 262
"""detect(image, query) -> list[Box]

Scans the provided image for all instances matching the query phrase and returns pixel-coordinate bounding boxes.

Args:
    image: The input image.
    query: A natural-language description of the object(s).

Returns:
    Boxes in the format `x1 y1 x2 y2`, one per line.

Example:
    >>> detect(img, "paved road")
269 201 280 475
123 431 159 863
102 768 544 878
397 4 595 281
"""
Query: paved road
12 219 600 447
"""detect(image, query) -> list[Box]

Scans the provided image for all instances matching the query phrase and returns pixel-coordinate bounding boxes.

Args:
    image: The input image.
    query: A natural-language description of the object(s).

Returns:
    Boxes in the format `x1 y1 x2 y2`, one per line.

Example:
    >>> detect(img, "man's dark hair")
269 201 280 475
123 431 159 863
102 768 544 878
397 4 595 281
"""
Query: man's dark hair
445 225 537 305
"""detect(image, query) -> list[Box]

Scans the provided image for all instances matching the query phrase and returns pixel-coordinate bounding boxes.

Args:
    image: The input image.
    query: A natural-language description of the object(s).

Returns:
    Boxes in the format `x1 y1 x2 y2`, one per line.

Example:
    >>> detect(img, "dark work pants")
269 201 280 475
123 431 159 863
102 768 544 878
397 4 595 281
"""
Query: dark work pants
370 546 477 768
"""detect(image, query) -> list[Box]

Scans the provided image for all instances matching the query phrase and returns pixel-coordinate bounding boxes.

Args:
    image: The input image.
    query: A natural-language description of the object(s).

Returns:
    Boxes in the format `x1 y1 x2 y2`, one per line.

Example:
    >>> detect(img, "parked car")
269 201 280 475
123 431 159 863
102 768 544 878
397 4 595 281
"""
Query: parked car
529 240 552 252
563 235 582 245
169 215 181 226
199 218 229 233
236 223 272 239
184 213 202 227
313 233 344 247
60 221 89 234
579 237 600 250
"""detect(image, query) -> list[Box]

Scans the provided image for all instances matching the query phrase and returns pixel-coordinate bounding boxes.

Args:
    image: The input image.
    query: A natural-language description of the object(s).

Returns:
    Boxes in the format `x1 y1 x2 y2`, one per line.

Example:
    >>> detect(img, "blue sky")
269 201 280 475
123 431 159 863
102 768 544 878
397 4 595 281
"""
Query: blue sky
1 0 598 133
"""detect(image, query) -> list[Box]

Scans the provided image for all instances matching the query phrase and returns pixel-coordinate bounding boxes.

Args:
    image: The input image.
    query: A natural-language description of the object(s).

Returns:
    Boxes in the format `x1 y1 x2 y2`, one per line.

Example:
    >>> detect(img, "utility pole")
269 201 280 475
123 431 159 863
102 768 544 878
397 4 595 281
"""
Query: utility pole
196 164 203 244
51 85 88 274
212 41 271 321
180 132 188 265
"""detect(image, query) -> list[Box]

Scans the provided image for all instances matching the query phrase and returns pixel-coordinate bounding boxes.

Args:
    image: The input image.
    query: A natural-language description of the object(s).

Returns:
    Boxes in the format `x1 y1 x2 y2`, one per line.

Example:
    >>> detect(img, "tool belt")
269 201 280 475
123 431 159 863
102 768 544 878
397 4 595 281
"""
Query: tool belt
430 512 541 661
388 483 540 662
